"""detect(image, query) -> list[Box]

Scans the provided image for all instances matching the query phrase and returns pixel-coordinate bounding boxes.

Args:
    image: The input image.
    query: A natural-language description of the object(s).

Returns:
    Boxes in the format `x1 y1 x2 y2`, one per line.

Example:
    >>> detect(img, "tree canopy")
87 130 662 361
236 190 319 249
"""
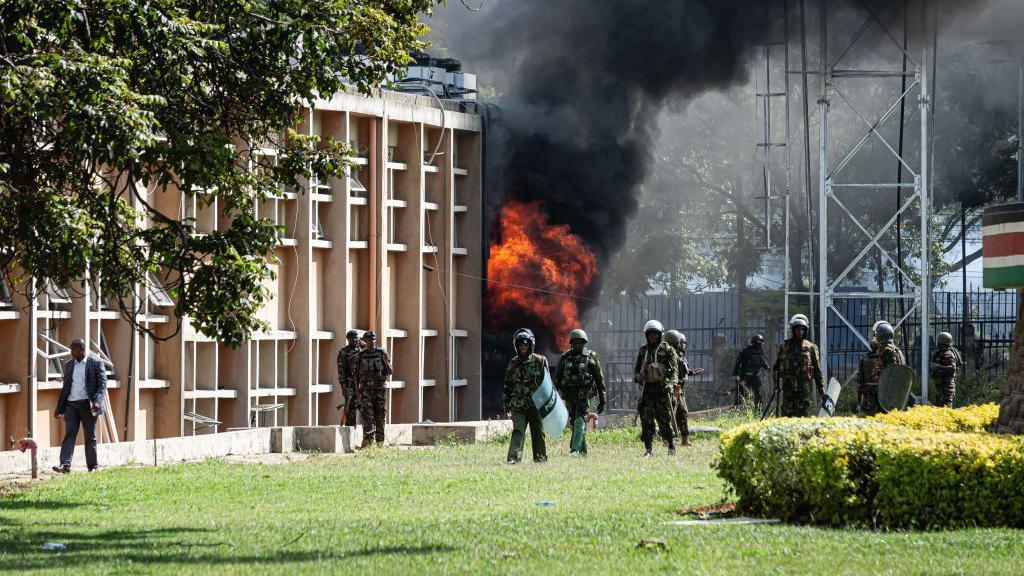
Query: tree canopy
0 0 436 344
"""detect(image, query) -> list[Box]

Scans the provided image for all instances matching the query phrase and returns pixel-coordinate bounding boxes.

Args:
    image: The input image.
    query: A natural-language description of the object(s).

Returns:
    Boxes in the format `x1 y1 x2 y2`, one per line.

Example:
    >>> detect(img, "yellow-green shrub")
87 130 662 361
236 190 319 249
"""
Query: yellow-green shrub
716 418 882 522
716 407 1024 528
870 403 999 433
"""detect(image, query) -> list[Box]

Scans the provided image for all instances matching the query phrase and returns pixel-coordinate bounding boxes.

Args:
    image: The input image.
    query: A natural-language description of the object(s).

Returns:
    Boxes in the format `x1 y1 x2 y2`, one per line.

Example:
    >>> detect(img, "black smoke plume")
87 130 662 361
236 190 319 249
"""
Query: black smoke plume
437 0 1000 414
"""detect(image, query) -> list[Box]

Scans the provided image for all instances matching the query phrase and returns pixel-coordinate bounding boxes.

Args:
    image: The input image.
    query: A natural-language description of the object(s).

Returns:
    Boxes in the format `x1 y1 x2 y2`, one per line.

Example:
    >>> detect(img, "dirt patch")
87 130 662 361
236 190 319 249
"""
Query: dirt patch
219 452 349 465
676 501 737 518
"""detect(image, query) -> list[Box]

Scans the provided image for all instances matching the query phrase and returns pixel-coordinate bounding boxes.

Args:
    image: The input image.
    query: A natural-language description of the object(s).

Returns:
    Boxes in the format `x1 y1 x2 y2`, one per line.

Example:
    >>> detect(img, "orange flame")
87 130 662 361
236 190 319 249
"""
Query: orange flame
487 200 597 350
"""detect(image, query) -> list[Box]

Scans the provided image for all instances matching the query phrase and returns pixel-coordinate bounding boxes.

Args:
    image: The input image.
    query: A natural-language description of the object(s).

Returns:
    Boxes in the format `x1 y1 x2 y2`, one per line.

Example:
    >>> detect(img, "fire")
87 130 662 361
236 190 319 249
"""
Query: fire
487 200 597 350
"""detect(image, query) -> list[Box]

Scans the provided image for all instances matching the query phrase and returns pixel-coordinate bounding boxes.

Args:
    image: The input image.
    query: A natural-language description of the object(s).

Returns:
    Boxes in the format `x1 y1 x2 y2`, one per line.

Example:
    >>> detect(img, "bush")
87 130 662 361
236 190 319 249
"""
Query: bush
716 406 1024 528
716 418 882 522
955 372 1004 407
869 403 999 433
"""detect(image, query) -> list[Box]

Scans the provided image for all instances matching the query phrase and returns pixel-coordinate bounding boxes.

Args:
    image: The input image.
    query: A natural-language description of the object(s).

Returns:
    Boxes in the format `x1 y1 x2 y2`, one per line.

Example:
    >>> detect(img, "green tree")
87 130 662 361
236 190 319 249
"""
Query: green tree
0 0 436 345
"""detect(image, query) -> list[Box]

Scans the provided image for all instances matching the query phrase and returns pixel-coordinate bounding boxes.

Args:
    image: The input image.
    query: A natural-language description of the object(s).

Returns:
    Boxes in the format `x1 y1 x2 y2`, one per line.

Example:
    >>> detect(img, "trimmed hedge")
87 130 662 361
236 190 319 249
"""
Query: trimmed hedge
869 403 999 433
716 406 1024 528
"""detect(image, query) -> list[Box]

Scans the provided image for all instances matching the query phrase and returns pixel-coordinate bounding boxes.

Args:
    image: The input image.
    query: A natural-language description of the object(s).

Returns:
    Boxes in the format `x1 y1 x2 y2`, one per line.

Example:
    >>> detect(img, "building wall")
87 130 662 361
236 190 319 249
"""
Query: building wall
0 89 484 450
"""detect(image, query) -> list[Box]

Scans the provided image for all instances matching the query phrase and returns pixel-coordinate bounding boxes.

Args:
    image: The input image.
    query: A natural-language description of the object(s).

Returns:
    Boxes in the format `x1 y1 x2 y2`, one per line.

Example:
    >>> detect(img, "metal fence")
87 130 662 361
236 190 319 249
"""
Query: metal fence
584 290 1017 412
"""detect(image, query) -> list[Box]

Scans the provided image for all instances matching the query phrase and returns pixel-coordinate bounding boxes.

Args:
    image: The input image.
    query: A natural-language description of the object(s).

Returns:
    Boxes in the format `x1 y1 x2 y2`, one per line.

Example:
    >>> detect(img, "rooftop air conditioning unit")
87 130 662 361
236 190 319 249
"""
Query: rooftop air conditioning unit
445 72 477 101
404 66 447 85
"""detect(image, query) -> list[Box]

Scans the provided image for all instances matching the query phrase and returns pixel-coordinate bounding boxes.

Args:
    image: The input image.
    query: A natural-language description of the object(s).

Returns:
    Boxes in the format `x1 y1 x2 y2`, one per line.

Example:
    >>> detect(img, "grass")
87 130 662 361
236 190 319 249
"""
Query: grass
1 426 1023 575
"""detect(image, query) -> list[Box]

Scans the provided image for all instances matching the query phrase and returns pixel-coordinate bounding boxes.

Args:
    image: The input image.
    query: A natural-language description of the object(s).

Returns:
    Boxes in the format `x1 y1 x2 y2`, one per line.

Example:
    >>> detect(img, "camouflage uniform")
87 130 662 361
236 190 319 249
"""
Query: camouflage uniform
555 347 605 455
336 341 362 425
633 337 678 449
732 343 769 407
772 337 824 417
672 348 693 439
504 346 548 463
930 346 961 408
352 346 392 444
856 348 882 416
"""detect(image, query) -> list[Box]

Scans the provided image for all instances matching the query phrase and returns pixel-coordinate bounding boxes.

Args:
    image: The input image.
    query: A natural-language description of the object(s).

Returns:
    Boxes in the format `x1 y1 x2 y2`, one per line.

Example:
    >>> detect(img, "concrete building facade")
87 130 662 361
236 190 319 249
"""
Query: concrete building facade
0 88 484 451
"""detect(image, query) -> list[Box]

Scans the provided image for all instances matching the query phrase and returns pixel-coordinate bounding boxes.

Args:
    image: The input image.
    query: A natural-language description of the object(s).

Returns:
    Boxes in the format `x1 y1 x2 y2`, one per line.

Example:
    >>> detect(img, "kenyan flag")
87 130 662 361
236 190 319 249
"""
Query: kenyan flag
983 203 1024 289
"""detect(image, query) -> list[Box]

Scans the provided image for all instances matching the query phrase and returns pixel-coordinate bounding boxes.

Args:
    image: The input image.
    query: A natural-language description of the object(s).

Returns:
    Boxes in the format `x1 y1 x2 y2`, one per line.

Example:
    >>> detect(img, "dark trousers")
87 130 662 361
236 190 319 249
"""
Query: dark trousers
361 386 387 443
737 376 763 407
639 388 675 446
507 405 546 462
60 400 98 469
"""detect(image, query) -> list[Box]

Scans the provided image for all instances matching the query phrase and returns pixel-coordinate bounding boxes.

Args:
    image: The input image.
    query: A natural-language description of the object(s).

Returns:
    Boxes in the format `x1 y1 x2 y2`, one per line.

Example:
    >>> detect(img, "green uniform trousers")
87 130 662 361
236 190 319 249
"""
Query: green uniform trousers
567 400 590 454
780 379 811 417
507 405 546 462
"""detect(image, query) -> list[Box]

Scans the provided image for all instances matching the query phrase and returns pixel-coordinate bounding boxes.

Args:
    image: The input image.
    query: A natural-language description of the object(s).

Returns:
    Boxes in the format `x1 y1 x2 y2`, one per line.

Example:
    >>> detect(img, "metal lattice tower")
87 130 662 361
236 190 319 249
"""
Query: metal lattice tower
785 0 934 399
755 0 794 326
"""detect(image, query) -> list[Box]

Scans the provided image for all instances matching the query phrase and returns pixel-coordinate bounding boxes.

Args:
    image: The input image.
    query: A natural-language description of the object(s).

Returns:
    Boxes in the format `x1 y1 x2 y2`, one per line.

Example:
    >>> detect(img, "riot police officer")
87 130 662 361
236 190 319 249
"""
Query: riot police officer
503 328 549 464
353 331 392 447
733 334 769 408
771 314 824 417
633 320 678 456
930 331 962 407
336 329 363 426
554 329 606 456
664 330 702 447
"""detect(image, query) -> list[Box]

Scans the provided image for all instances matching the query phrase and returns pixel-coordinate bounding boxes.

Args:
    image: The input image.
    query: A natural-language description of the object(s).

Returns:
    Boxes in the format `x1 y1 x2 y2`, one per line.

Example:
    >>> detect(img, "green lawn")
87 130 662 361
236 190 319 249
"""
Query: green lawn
1 425 1023 575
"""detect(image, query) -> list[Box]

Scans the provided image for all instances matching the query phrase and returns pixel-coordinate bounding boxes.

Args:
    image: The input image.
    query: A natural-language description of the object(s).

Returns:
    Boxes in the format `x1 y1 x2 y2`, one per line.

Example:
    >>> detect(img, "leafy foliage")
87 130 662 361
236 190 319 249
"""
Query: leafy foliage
717 406 1023 528
870 403 999 433
0 0 436 344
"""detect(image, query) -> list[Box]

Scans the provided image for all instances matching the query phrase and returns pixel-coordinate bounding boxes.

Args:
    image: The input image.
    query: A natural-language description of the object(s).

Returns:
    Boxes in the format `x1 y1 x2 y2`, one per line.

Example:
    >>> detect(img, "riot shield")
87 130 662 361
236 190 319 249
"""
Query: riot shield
532 370 569 439
817 377 842 418
878 365 915 412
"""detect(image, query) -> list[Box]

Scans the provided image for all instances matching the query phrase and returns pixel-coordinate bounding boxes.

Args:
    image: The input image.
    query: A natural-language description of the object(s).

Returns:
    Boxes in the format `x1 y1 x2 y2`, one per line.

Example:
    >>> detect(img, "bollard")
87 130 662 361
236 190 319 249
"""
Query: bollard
17 437 39 479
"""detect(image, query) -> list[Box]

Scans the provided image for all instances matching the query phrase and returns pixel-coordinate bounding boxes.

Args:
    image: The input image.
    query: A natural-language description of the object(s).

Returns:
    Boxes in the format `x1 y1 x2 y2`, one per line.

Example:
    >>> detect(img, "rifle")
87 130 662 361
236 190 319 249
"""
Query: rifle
633 376 645 426
668 384 681 436
760 387 776 420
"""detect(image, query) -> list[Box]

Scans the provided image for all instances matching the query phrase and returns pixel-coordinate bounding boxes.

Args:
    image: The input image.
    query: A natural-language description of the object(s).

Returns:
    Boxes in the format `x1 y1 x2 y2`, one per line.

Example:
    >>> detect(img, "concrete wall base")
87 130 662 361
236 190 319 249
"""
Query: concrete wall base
0 420 513 475
411 420 513 445
0 428 274 475
291 426 363 453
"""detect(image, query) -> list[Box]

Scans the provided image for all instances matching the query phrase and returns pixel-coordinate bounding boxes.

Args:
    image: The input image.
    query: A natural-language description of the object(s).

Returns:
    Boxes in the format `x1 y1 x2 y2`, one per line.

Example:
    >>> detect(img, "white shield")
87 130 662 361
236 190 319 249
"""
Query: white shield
532 369 569 439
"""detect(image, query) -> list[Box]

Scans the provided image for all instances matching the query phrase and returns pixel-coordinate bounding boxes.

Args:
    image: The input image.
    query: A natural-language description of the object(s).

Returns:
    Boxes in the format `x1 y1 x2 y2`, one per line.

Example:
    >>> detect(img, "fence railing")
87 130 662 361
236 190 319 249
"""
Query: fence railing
585 290 1017 412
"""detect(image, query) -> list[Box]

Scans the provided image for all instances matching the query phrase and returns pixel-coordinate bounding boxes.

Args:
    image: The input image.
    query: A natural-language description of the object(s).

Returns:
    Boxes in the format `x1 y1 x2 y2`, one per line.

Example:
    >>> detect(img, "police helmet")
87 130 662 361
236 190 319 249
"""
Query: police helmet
789 314 809 328
937 332 953 347
362 330 376 341
513 328 535 347
643 320 664 334
874 322 895 343
751 334 764 345
664 330 683 346
569 329 588 344
345 329 360 339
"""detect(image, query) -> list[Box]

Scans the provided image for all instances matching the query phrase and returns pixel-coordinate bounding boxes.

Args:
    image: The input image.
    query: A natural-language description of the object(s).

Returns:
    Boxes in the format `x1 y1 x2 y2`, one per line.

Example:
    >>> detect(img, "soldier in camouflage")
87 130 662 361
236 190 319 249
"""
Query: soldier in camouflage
554 328 606 456
930 331 962 408
504 328 548 464
352 331 392 447
733 334 769 408
772 314 824 417
336 329 363 426
634 320 678 457
856 337 882 416
665 330 702 447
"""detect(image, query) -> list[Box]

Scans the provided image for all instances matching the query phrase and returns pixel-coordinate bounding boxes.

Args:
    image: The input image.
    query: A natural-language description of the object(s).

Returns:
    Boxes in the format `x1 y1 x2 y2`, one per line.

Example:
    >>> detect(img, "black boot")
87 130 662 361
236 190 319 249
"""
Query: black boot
643 440 653 457
667 439 677 456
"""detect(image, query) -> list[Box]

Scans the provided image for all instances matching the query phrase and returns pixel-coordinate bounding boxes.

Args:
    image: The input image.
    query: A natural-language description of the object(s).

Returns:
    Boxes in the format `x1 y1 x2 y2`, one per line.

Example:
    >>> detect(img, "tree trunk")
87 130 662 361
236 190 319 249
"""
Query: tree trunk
997 289 1024 434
